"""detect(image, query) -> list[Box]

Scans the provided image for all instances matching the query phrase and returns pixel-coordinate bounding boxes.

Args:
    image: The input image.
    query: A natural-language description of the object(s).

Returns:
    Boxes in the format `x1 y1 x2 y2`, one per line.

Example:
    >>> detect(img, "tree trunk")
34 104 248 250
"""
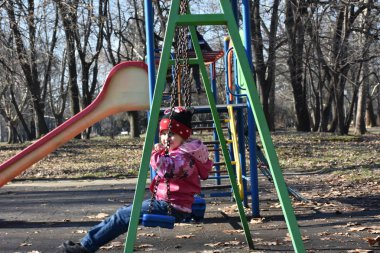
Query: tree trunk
344 84 358 134
56 0 81 139
376 99 380 126
10 87 32 140
5 0 49 138
311 92 320 132
251 0 279 131
128 111 140 138
7 123 19 144
355 80 367 134
365 98 376 127
320 93 333 132
269 81 276 131
284 0 310 132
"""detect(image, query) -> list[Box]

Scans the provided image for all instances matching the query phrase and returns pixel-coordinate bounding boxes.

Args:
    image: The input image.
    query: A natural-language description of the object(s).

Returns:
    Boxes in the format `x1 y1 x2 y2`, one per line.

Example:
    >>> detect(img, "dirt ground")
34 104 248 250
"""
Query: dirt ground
0 173 379 253
0 129 379 252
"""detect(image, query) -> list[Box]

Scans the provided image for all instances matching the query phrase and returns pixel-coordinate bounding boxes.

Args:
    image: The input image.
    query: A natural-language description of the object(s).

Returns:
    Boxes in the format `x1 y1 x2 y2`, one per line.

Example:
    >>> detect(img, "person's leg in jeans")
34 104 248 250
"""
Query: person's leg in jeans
80 199 170 253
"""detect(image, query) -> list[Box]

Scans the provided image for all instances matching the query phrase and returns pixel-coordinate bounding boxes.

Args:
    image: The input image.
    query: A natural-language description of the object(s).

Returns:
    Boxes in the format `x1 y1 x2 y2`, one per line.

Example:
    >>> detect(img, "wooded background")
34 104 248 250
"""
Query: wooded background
0 0 379 143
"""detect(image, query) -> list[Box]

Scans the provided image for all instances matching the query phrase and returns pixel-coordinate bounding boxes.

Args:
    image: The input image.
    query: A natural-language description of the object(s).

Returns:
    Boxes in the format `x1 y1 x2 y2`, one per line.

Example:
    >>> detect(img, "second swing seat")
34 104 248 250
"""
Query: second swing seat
142 214 175 229
190 197 206 222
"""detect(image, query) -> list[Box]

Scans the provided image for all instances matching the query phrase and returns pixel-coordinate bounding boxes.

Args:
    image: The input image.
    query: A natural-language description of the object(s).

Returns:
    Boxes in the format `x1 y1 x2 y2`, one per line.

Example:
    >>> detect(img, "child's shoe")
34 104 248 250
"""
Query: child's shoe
61 240 89 253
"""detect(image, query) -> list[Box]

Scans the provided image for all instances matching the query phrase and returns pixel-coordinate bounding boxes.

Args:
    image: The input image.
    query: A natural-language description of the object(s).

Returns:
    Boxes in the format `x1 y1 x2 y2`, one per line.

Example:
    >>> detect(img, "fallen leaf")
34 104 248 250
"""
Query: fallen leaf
364 236 380 246
250 217 265 224
134 243 154 249
100 241 123 250
205 242 223 248
346 222 361 227
86 212 109 219
269 203 281 208
368 226 380 234
176 234 194 239
349 227 368 232
174 223 193 227
223 229 244 234
284 233 310 241
73 229 87 234
138 233 156 237
20 243 32 247
224 240 243 246
318 231 331 236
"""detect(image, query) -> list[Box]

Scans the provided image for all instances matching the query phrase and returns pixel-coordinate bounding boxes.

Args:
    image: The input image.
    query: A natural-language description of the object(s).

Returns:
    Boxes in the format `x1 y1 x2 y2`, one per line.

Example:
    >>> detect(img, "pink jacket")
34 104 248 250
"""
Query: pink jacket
150 139 213 213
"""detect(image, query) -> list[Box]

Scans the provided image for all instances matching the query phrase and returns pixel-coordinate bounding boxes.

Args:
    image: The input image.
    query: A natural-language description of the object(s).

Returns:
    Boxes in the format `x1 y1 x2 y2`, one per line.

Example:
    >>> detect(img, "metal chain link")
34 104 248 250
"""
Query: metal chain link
165 0 191 154
165 178 173 215
148 175 161 213
179 0 192 108
170 0 191 112
149 0 191 216
148 176 173 215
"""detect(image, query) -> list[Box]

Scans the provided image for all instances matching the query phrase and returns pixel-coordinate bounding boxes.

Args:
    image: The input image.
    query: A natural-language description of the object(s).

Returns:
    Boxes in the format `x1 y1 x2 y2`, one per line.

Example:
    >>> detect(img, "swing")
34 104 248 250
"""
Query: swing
142 176 176 229
189 196 206 222
142 0 192 229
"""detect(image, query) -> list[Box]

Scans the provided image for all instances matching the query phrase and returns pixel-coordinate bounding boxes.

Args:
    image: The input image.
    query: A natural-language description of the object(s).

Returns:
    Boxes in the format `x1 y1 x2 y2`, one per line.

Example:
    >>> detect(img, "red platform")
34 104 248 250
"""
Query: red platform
155 50 224 65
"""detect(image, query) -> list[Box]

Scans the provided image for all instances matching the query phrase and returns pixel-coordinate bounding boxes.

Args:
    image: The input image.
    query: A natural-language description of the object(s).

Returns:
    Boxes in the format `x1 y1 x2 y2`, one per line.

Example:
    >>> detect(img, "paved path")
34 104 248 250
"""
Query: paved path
1 178 378 253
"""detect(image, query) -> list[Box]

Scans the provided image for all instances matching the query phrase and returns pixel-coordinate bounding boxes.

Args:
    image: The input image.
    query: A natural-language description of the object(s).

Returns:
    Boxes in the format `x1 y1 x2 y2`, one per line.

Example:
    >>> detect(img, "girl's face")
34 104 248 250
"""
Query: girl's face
160 130 184 150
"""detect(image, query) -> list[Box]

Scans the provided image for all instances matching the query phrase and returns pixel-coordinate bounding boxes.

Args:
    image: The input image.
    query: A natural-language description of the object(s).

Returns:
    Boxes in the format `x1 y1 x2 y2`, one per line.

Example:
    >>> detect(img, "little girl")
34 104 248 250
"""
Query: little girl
62 107 213 253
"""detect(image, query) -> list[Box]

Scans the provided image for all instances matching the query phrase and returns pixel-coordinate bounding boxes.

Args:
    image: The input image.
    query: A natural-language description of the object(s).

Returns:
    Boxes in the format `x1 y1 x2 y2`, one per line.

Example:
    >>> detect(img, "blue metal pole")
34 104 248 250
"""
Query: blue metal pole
210 63 221 185
144 0 158 181
224 37 231 104
144 0 156 104
231 0 238 23
236 102 248 207
242 0 259 217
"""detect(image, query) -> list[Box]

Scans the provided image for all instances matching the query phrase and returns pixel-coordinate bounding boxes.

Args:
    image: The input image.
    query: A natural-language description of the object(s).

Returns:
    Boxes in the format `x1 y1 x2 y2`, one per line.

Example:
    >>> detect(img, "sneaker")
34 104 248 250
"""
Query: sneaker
61 240 89 253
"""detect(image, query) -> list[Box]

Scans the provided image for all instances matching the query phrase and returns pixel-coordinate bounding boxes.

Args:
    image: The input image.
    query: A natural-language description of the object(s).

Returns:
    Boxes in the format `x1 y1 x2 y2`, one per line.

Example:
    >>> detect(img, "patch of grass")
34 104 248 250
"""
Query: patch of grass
2 128 379 183
332 167 380 183
266 131 380 178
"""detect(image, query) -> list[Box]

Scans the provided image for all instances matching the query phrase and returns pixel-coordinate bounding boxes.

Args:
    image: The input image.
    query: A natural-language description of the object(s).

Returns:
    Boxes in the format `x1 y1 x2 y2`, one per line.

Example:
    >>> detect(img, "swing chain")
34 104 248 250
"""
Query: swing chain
148 176 160 213
179 0 191 108
170 0 191 110
148 0 190 217
166 177 173 215
148 175 173 215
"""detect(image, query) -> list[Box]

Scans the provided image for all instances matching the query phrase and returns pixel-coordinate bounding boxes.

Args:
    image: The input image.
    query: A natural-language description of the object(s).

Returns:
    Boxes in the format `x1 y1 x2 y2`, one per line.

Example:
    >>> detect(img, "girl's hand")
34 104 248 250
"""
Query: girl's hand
154 143 165 152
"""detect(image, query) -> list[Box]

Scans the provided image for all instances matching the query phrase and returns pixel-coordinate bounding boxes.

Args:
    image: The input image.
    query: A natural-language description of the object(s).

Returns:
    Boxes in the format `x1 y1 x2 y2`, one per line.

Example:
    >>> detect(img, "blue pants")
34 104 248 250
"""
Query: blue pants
80 199 189 253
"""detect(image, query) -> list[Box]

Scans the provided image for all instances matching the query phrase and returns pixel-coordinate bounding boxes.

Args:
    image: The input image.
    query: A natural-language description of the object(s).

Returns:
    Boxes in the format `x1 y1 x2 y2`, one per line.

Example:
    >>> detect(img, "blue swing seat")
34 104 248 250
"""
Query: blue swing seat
190 196 206 222
142 214 175 229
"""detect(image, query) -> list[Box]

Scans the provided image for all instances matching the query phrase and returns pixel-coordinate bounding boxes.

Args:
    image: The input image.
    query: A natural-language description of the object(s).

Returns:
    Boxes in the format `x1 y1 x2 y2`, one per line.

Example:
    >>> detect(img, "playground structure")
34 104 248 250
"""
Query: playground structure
0 0 307 252
126 0 305 252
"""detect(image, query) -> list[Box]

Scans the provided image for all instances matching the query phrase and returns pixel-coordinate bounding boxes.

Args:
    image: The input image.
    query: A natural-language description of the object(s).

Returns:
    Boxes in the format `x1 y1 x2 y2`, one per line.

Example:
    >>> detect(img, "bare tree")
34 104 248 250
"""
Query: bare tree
4 0 50 138
284 0 311 131
251 0 280 131
48 51 68 126
55 0 81 138
102 0 146 137
74 0 107 139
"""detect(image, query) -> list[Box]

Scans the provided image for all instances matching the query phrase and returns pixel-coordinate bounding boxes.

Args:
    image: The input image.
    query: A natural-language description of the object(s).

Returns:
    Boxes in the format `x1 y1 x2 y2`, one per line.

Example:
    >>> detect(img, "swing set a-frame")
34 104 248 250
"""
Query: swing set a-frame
124 0 306 252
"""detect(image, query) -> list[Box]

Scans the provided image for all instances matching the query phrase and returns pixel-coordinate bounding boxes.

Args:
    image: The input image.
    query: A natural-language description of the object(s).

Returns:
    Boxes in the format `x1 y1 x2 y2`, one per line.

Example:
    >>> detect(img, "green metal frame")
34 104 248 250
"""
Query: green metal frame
123 1 305 252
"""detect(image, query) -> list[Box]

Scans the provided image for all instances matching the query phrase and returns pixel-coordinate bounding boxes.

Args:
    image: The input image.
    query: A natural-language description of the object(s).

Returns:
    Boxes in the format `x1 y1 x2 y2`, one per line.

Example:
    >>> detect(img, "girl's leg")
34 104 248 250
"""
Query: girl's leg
80 199 170 253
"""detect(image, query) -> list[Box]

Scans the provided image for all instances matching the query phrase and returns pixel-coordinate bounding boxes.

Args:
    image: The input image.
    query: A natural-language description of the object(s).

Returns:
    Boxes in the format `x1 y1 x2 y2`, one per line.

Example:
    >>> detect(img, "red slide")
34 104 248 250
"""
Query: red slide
0 61 150 187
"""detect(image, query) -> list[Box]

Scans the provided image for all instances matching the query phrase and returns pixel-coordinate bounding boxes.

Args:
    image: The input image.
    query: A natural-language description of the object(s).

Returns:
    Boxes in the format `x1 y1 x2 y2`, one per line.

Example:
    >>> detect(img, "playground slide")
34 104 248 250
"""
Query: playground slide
0 61 149 187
